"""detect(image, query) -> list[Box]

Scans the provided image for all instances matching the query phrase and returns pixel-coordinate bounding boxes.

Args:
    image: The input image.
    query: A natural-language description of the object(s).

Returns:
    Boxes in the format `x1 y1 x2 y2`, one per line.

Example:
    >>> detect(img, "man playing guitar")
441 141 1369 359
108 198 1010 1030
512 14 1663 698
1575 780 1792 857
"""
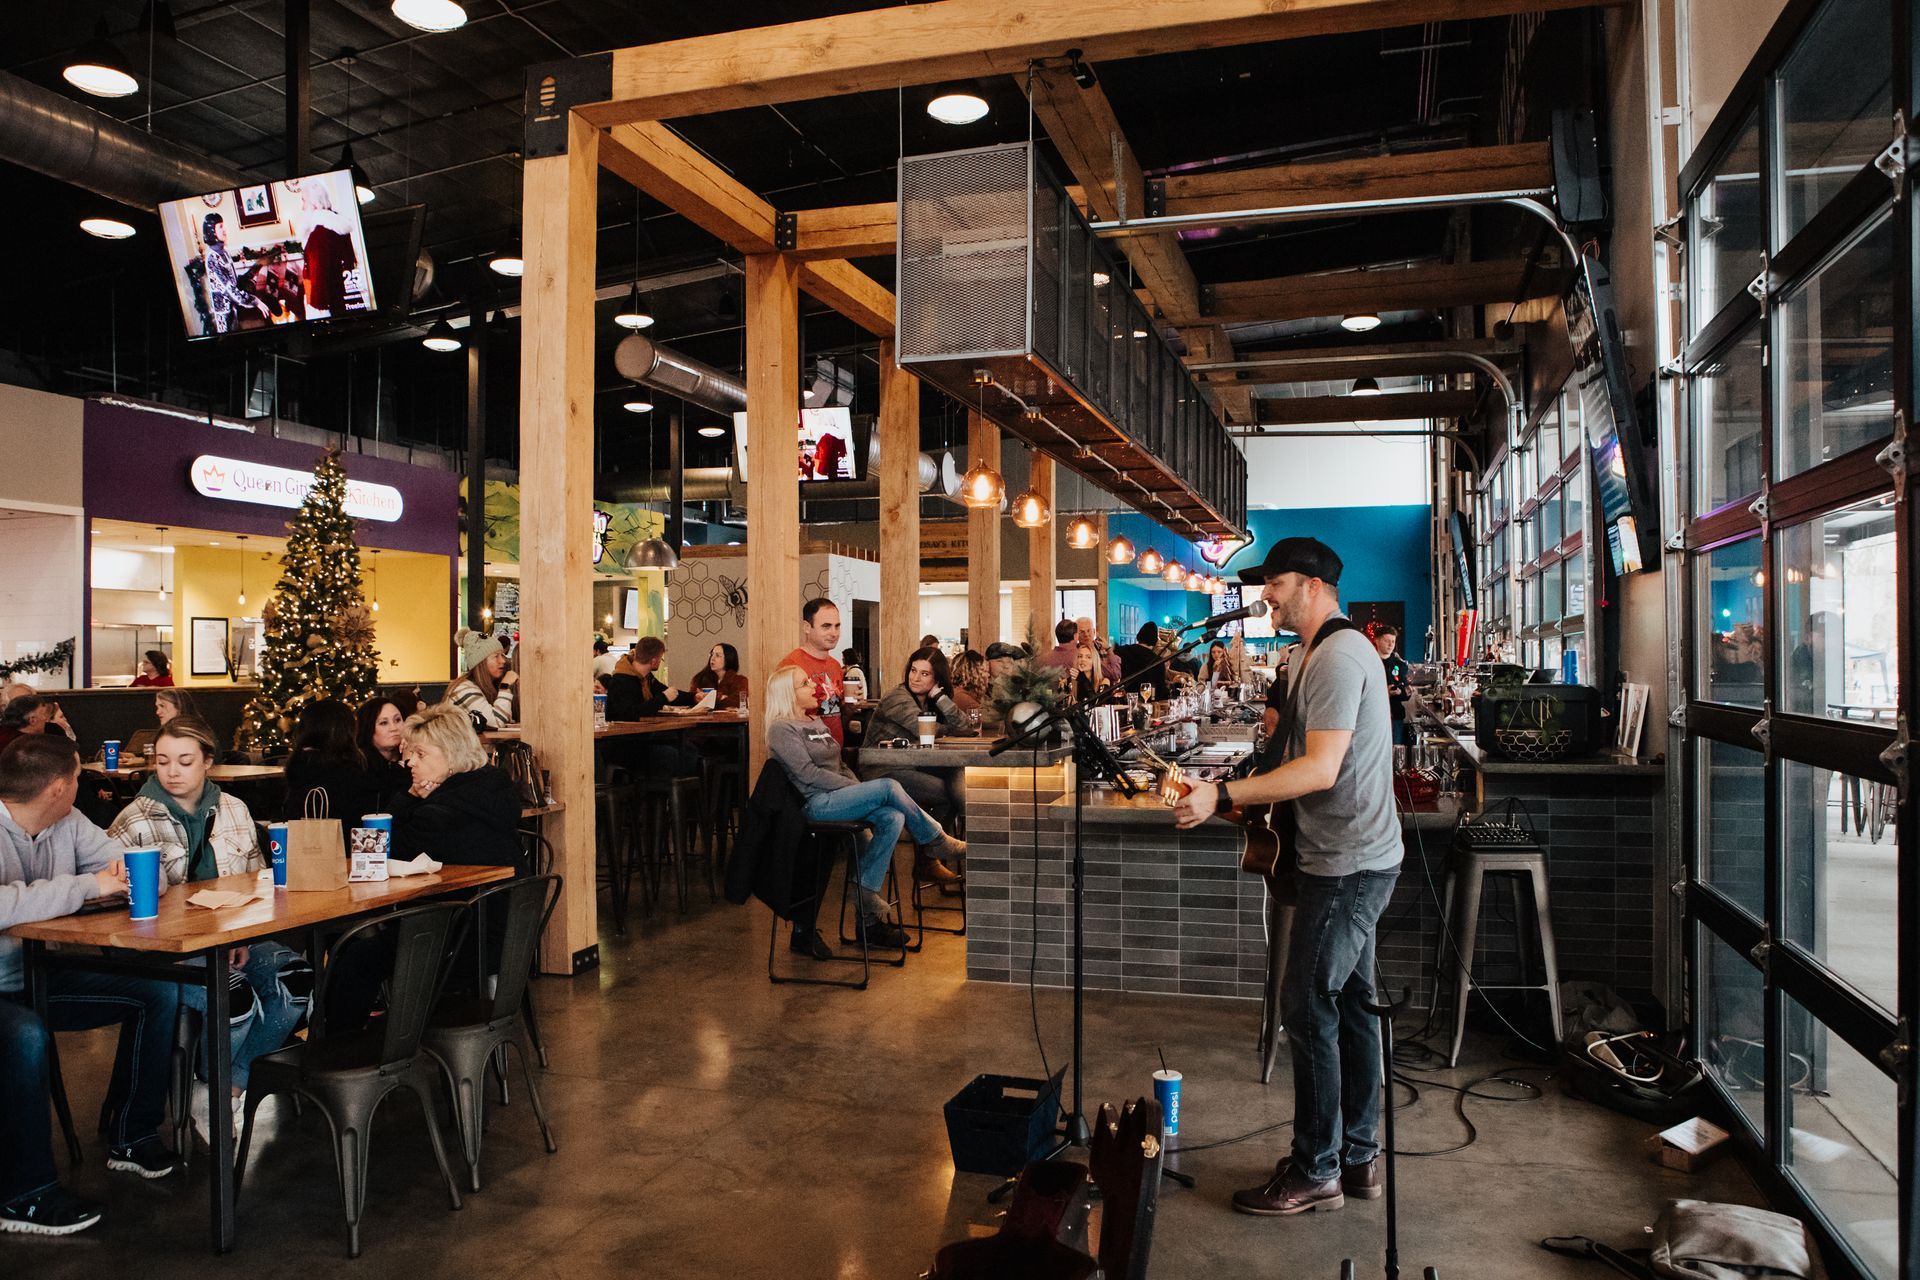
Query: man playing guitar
1173 537 1401 1218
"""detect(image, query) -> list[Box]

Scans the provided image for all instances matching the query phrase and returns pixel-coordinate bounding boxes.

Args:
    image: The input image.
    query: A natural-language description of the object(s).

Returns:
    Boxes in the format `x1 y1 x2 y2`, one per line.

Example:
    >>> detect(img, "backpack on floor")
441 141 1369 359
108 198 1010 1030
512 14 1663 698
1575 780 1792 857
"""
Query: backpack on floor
1543 1199 1827 1280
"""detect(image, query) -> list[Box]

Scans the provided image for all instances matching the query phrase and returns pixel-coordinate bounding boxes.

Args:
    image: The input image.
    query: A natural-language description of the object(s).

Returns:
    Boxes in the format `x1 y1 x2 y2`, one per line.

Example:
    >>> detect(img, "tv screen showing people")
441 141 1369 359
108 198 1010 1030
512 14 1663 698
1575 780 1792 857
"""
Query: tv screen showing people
157 170 378 340
730 406 860 482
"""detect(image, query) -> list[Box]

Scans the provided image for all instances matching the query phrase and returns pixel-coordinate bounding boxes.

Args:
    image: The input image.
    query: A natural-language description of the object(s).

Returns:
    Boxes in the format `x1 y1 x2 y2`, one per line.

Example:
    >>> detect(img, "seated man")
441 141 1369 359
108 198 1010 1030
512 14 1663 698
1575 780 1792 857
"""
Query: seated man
1115 622 1161 692
596 636 697 777
1 735 182 1236
1041 618 1080 670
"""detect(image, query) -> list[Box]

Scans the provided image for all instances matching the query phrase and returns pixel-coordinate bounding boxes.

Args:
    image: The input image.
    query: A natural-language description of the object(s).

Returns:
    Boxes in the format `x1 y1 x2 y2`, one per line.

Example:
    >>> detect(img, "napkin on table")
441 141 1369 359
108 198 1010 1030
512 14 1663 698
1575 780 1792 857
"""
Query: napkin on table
387 854 444 877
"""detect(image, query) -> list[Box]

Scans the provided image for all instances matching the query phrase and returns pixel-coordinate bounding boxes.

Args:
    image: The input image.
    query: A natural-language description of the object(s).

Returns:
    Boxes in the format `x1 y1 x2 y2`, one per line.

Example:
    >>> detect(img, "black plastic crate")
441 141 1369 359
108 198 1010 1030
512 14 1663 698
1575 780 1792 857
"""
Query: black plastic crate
943 1068 1065 1176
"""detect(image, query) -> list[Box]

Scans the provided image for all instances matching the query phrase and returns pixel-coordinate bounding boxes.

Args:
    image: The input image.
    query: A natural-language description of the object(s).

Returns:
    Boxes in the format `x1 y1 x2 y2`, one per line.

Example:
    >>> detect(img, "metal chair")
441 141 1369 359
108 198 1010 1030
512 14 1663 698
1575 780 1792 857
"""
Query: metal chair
513 832 559 1070
1433 844 1563 1068
235 902 467 1258
422 875 561 1190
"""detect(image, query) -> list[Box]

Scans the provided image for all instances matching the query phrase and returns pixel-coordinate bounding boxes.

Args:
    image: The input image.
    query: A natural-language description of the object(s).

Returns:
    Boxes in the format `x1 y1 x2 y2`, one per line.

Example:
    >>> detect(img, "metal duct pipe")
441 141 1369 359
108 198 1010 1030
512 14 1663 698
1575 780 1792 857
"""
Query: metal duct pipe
603 470 900 504
614 335 748 414
0 69 244 208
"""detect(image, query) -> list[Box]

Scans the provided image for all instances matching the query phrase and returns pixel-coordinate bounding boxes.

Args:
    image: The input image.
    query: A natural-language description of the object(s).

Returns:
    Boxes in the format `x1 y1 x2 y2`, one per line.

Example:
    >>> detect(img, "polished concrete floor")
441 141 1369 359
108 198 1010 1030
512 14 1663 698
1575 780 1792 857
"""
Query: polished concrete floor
8 881 1769 1278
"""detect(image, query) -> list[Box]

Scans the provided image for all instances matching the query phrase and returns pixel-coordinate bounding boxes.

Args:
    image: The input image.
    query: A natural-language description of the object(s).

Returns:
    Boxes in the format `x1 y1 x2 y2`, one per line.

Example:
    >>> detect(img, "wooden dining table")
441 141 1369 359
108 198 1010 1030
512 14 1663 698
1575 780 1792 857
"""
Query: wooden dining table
83 762 288 784
7 863 513 1254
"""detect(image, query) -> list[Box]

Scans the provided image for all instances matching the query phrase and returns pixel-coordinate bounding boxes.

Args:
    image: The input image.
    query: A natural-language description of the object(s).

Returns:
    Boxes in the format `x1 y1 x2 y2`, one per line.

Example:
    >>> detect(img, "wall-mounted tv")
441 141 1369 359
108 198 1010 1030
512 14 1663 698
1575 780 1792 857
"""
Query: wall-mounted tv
1566 253 1657 577
158 169 377 340
731 406 861 482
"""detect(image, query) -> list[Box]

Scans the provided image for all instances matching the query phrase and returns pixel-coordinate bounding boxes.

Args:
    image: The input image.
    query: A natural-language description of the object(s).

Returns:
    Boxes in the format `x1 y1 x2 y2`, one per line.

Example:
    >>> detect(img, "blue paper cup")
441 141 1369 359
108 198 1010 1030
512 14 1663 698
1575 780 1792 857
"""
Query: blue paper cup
268 823 289 888
1152 1068 1182 1137
102 740 121 772
124 847 162 921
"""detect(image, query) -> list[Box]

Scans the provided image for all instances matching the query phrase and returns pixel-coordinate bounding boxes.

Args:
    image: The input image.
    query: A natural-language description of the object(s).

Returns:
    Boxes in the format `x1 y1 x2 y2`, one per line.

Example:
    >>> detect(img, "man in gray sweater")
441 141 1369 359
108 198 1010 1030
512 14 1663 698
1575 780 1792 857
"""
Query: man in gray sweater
0 735 182 1236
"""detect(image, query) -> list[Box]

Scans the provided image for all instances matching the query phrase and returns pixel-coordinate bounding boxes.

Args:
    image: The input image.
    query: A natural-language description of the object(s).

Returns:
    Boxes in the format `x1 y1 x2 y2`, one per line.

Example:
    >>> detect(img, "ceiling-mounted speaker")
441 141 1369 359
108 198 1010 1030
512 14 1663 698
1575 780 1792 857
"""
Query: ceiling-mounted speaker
1550 109 1606 228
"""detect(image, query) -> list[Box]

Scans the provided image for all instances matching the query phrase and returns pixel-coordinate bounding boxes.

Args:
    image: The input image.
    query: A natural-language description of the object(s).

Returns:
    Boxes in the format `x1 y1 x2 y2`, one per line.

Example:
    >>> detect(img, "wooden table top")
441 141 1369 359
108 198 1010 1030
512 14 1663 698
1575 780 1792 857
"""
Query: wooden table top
84 763 287 783
859 738 1071 768
6 864 513 953
485 710 749 743
520 802 565 818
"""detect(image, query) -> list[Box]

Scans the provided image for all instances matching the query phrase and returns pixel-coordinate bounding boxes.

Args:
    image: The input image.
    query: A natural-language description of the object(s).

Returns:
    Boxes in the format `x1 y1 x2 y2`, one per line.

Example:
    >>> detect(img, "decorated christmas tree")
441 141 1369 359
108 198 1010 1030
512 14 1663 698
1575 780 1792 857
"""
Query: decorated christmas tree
237 449 380 754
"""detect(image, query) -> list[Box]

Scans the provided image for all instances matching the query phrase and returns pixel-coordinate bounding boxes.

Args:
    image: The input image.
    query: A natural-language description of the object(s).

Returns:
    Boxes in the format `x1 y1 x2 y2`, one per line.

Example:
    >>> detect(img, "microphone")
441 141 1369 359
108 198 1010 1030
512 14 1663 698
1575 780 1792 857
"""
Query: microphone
1181 599 1268 631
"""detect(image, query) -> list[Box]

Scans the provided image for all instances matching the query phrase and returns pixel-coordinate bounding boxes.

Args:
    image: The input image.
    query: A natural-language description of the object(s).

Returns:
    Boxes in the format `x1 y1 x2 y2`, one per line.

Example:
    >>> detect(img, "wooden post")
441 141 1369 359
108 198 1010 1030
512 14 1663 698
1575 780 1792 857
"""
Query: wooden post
878 341 920 680
1028 452 1056 649
746 253 802 778
518 112 599 976
1094 512 1110 639
966 411 1001 650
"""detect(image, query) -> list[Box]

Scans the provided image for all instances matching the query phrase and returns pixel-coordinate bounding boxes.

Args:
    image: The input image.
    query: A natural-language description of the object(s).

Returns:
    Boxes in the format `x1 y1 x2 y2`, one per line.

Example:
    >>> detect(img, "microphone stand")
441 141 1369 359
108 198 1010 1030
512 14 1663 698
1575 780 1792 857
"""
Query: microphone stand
983 632 1216 1203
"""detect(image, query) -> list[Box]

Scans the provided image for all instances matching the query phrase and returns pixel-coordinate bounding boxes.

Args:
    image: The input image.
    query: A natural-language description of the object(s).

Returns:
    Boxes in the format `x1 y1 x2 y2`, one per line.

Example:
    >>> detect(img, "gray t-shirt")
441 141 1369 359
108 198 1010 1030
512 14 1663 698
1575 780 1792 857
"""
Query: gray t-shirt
1285 623 1403 877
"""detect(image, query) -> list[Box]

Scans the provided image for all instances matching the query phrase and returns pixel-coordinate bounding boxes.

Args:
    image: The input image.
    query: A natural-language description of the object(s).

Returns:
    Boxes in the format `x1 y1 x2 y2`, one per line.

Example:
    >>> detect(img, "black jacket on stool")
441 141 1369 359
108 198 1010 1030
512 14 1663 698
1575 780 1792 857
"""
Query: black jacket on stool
725 764 828 922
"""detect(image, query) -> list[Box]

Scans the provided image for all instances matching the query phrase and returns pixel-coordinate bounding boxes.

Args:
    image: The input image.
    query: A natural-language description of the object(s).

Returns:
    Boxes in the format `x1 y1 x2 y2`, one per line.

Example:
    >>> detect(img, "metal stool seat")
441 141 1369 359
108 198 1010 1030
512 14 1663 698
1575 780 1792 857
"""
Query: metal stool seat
1433 845 1562 1067
769 818 880 989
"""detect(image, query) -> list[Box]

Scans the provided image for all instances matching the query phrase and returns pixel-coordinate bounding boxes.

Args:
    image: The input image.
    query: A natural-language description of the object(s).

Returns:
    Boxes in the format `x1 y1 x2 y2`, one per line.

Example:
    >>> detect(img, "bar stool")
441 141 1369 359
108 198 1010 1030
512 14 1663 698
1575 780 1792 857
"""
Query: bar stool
702 757 745 877
769 819 878 989
1256 871 1296 1085
594 766 635 932
836 838 912 961
1433 844 1563 1067
633 774 710 913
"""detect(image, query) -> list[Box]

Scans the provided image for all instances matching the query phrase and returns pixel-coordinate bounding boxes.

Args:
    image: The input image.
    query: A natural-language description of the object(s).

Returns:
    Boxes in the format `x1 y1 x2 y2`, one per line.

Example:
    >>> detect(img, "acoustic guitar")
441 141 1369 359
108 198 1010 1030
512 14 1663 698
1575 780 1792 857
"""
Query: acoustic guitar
1157 764 1286 877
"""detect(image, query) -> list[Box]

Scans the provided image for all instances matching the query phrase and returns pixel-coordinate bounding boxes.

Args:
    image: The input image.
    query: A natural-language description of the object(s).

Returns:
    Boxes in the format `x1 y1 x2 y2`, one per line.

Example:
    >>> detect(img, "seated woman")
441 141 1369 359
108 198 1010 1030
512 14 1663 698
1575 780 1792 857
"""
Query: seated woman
105 714 310 1143
356 690 421 812
947 649 990 714
860 647 971 891
1072 643 1114 704
1200 639 1241 688
766 663 966 950
130 650 174 688
389 702 524 869
688 642 749 709
284 700 377 833
447 630 517 730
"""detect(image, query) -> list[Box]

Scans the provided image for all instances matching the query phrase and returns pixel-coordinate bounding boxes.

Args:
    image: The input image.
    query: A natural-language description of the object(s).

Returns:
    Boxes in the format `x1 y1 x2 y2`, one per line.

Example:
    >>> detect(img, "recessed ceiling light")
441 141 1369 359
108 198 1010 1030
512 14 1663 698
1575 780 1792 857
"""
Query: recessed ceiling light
1092 271 1111 288
390 0 467 32
63 21 139 98
926 93 989 125
80 217 136 240
1341 313 1382 333
697 424 727 438
623 399 654 414
1132 327 1150 339
488 255 524 277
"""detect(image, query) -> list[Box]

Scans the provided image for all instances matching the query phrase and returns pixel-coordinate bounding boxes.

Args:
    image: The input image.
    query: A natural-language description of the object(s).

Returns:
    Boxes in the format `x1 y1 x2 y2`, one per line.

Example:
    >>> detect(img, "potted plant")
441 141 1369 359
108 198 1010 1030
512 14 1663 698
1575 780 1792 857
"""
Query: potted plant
990 657 1068 744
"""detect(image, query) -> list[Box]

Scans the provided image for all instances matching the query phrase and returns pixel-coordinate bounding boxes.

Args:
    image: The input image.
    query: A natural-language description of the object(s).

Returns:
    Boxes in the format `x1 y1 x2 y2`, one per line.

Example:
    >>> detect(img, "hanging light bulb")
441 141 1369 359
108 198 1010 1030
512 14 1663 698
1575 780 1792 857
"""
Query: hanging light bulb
614 280 655 330
1066 515 1100 550
1107 534 1136 566
1011 485 1051 529
1186 568 1207 590
1162 559 1187 584
235 535 248 607
63 20 139 98
1137 546 1165 575
368 549 380 613
959 460 1005 509
155 527 171 601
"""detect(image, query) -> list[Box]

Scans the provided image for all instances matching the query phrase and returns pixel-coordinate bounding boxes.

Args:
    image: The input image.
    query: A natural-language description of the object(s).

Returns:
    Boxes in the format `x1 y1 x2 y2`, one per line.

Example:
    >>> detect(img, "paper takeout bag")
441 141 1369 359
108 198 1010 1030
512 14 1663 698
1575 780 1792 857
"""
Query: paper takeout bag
285 788 349 892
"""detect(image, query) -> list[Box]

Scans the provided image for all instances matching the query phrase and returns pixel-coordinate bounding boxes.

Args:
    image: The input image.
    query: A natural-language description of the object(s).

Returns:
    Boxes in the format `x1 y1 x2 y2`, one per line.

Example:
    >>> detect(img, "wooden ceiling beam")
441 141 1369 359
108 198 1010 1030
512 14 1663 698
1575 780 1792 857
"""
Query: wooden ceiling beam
580 0 1620 127
601 122 779 255
1253 391 1479 424
797 260 894 335
1158 142 1553 221
1208 259 1563 323
789 203 897 260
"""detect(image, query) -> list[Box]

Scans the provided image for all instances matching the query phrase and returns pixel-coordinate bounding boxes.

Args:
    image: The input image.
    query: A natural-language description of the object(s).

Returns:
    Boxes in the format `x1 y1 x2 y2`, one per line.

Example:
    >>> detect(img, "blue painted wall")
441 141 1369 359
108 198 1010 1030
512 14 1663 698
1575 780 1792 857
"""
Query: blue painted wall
1107 505 1432 651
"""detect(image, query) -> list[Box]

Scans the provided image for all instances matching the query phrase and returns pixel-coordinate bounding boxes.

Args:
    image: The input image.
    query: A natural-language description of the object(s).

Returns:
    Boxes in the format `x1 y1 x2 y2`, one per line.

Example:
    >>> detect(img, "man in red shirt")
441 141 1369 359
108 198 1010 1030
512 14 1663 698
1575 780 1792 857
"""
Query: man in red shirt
782 597 847 745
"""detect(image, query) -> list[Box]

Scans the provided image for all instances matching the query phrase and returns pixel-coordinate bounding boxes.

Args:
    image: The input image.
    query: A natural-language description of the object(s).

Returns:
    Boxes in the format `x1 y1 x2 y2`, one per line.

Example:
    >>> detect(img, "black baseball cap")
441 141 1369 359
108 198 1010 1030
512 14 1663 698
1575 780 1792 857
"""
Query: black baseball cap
1237 536 1343 587
984 642 1026 660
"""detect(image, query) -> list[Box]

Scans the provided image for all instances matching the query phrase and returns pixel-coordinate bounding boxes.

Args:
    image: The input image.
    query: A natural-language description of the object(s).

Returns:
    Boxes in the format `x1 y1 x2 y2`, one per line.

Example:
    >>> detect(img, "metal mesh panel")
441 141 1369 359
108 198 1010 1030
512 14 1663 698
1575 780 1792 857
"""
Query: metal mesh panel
897 146 1031 360
1029 167 1062 369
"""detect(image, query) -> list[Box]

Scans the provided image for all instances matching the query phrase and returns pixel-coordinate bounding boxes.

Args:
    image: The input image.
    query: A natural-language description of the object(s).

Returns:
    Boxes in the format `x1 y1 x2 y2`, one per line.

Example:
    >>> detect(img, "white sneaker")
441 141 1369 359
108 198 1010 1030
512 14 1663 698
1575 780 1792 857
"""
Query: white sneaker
189 1082 212 1146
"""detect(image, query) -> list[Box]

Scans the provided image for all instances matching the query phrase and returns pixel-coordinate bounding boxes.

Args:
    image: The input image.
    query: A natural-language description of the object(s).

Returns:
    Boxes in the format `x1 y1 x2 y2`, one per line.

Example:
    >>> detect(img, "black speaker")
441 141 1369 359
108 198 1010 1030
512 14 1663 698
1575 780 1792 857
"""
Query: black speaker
1550 108 1607 227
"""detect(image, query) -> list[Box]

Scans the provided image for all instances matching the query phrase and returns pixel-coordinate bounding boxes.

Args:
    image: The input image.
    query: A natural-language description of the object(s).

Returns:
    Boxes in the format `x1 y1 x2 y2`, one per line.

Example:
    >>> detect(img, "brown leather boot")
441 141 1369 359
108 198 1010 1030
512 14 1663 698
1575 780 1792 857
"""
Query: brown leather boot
1340 1158 1383 1200
915 852 965 890
1230 1158 1344 1216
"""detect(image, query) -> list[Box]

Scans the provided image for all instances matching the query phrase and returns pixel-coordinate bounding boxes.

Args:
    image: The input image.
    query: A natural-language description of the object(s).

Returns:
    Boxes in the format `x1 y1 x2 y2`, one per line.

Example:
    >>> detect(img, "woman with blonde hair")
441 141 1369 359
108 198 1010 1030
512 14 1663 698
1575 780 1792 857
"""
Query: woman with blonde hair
107 715 310 1143
765 664 966 950
389 702 522 868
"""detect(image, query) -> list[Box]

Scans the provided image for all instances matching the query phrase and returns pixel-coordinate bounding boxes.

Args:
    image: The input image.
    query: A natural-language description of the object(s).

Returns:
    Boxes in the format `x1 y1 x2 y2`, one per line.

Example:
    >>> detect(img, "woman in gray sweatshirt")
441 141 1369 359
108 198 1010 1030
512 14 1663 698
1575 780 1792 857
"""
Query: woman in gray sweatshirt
765 664 965 949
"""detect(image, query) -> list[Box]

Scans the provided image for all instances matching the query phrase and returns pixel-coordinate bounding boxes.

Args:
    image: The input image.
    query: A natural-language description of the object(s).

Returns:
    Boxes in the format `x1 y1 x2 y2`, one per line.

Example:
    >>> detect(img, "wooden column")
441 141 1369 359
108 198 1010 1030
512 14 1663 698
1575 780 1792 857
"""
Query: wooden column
965 411 1001 649
746 253 802 778
1028 452 1056 647
518 112 599 975
877 341 920 679
1094 512 1110 639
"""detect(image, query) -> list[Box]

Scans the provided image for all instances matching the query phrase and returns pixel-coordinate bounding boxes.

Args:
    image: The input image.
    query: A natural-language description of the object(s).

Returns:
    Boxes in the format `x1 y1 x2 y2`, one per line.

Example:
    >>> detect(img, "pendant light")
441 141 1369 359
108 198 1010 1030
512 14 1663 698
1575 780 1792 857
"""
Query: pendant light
1341 313 1382 333
926 92 989 125
959 376 1005 508
697 423 727 439
623 418 679 572
390 0 468 33
156 527 170 601
368 549 381 613
614 280 655 330
1107 533 1136 566
421 318 462 352
1162 559 1186 585
235 535 248 607
1010 448 1051 529
1349 376 1382 397
64 20 139 98
488 252 524 278
81 217 137 240
1066 515 1099 549
1137 546 1164 575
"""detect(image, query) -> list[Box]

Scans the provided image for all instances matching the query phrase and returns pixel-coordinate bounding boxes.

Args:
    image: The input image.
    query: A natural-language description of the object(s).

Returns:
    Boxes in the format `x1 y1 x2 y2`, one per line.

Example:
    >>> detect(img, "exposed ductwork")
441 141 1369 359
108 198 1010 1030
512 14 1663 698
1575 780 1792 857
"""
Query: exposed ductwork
0 69 244 208
614 335 748 415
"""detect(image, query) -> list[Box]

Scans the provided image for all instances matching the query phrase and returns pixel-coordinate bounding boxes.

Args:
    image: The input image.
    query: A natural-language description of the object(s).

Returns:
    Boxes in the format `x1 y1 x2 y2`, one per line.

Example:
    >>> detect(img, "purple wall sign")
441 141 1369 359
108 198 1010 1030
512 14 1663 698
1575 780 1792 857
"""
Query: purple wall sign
83 400 460 558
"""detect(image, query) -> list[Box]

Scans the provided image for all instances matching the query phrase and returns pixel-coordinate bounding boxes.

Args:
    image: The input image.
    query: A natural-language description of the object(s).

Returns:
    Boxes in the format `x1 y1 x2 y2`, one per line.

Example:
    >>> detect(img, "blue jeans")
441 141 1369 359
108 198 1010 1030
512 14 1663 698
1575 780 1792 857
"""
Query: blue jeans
1280 868 1398 1184
804 779 944 893
0 970 180 1202
181 941 310 1090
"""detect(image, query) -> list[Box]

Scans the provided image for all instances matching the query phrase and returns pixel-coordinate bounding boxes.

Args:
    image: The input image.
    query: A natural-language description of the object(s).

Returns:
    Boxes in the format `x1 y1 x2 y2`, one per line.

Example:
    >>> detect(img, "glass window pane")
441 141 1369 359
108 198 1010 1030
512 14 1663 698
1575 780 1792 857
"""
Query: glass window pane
1566 551 1586 618
1703 738 1767 921
1778 215 1896 479
1542 561 1564 624
1777 0 1895 241
1560 393 1584 464
1693 112 1765 328
1784 1000 1899 1278
1700 537 1766 706
1521 515 1538 564
1781 759 1896 1013
1542 634 1562 674
1539 419 1560 476
1563 465 1586 544
1779 498 1898 718
1695 326 1766 513
1702 930 1768 1138
1541 491 1564 549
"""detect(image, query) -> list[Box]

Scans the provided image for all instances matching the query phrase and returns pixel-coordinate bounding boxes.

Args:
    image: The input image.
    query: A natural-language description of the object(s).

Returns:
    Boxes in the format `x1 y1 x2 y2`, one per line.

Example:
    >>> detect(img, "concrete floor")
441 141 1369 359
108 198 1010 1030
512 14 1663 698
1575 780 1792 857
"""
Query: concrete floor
7 885 1769 1278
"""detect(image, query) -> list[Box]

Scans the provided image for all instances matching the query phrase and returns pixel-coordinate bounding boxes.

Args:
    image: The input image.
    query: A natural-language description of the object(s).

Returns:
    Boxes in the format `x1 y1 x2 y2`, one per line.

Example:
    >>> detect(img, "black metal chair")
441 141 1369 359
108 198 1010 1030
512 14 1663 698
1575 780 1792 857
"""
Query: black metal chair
235 902 467 1259
513 832 559 1071
768 818 878 989
422 874 561 1190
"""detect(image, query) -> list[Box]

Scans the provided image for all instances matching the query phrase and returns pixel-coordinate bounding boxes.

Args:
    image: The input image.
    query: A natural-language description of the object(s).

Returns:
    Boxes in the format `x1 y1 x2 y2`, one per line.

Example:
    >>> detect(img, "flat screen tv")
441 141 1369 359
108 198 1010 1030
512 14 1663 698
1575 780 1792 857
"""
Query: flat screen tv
1566 253 1657 576
731 406 860 481
158 169 378 340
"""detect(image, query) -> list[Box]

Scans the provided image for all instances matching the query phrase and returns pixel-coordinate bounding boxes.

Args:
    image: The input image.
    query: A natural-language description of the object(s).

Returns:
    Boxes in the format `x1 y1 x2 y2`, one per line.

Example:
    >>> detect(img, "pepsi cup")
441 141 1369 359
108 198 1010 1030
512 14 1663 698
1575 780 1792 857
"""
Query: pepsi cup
268 823 289 888
1152 1068 1182 1137
362 813 393 836
102 740 121 772
124 847 162 921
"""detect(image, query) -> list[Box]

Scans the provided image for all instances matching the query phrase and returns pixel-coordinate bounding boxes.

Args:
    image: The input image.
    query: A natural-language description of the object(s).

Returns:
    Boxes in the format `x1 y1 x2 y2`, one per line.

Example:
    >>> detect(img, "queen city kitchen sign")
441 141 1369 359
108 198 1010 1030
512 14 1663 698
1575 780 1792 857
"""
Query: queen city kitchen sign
188 455 405 522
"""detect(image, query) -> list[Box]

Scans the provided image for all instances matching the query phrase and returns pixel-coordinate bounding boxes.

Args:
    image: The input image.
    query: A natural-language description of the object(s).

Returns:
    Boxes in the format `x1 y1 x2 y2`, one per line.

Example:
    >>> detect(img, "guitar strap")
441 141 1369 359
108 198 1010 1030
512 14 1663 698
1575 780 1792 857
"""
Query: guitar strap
1252 614 1361 775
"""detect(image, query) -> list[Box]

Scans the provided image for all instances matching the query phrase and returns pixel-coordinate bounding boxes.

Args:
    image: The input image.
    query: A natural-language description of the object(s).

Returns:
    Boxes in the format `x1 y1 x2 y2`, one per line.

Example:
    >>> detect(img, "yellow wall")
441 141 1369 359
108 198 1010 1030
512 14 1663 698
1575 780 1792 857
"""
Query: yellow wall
170 545 450 687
